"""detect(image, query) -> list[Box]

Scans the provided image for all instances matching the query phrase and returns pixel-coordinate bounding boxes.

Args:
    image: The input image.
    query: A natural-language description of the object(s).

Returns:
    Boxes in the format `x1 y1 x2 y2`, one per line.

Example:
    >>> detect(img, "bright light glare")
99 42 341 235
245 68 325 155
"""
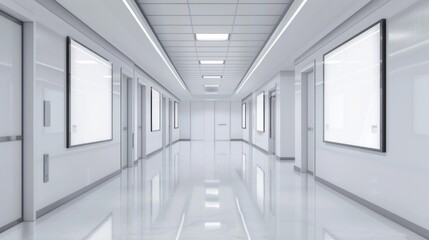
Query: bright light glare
203 75 222 79
196 34 229 41
200 60 225 65
204 84 220 88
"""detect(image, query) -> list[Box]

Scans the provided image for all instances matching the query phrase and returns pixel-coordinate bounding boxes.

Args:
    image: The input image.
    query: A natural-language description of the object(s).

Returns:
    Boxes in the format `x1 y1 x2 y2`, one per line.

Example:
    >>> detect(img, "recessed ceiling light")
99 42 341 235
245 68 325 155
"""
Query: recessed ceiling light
204 84 220 88
196 34 229 41
203 75 222 79
200 60 225 65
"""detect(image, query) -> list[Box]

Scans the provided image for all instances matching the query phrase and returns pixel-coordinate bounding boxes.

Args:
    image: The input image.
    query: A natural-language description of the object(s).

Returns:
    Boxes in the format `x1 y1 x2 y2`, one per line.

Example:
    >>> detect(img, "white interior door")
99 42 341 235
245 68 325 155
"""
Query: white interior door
0 13 22 232
215 101 230 140
306 71 315 174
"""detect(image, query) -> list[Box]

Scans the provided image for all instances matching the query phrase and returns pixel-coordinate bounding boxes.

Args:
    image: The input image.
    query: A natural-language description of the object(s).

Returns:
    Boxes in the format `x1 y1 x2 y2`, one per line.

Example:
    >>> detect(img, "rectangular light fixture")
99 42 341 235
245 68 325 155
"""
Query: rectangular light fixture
204 84 220 88
196 33 229 41
200 60 224 65
203 75 222 79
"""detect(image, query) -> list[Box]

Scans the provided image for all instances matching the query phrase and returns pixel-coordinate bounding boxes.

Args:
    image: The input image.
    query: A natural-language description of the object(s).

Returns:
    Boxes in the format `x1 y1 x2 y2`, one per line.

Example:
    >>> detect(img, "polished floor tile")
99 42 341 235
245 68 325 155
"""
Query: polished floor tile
0 141 424 240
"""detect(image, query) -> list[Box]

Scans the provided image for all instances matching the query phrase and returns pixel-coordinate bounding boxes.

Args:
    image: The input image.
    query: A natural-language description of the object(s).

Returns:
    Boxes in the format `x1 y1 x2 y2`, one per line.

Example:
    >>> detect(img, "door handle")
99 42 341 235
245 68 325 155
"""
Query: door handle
218 123 227 126
307 127 314 131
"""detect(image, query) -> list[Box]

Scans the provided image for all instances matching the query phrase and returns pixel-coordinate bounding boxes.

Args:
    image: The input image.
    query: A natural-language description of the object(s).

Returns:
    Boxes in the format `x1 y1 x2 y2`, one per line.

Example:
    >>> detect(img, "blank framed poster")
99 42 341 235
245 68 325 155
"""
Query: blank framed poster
323 20 386 152
67 37 113 148
151 88 161 131
242 103 246 129
256 92 265 132
174 101 179 129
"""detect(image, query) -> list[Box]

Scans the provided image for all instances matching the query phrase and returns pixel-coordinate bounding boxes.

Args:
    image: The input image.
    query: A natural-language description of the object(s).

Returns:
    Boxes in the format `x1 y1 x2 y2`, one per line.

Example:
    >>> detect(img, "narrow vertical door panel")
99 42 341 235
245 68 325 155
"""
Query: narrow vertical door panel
215 101 230 140
307 71 315 173
0 13 22 231
191 102 205 140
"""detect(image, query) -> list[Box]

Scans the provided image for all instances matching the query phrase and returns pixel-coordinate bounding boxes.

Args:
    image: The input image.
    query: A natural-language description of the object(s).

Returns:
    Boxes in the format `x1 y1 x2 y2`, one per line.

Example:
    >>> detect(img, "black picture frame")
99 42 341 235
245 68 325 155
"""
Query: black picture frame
322 19 386 152
66 37 113 148
174 101 179 129
150 87 161 132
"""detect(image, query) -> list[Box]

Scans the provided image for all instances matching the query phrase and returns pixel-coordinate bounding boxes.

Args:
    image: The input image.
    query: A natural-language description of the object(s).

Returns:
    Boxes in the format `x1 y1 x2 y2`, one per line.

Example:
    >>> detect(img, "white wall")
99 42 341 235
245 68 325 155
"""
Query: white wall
0 0 181 218
186 101 240 141
230 101 242 140
179 101 190 140
295 0 429 231
242 72 295 158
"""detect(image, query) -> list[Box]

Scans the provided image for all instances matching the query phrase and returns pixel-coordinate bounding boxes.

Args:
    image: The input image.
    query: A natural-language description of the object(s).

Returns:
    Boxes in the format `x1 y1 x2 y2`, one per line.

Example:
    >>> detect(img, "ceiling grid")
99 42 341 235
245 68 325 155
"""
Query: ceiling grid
136 0 293 97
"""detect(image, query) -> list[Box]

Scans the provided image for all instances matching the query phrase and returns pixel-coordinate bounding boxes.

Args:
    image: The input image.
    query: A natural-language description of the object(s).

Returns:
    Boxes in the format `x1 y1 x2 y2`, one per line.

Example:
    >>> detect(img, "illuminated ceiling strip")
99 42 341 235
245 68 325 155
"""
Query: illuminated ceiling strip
236 198 251 240
236 0 308 94
121 0 187 90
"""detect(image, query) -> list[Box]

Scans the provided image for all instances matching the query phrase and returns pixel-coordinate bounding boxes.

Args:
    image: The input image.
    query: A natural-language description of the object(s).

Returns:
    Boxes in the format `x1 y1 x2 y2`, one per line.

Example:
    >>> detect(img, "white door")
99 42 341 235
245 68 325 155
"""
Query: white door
306 71 315 174
0 13 22 232
215 101 230 140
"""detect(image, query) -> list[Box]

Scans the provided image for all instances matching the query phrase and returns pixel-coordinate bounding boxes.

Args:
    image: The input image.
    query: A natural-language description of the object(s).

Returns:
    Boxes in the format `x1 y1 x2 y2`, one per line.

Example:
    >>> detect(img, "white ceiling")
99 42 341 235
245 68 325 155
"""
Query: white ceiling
54 0 371 101
136 0 293 97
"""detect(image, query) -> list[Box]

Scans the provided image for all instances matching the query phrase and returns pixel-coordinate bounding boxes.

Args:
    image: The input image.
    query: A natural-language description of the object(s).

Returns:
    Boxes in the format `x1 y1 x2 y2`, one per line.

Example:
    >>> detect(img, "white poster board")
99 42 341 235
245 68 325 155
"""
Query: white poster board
67 37 112 147
323 20 386 151
256 92 265 132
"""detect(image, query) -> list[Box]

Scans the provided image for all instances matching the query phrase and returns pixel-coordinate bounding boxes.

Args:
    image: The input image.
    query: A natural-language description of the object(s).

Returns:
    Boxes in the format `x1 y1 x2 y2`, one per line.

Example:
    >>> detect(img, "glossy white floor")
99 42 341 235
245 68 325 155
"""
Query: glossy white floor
0 141 424 240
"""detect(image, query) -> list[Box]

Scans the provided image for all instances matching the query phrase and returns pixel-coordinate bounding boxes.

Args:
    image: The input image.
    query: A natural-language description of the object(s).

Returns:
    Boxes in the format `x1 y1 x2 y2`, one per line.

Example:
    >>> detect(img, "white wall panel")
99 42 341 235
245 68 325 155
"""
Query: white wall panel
230 101 242 140
191 102 205 140
295 0 429 231
215 101 230 140
180 101 190 139
0 13 22 228
204 101 215 141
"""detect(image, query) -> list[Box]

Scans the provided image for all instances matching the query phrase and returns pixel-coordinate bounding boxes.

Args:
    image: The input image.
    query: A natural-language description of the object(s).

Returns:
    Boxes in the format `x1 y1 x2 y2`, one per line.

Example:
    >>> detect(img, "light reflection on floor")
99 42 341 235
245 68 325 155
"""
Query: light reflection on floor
0 141 424 240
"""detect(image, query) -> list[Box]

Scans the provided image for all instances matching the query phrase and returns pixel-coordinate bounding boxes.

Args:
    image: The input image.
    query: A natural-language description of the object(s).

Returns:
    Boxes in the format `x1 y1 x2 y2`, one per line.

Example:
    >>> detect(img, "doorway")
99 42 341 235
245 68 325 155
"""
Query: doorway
248 100 253 144
269 90 276 155
137 84 146 160
0 12 22 232
162 96 168 147
121 74 133 168
302 66 315 175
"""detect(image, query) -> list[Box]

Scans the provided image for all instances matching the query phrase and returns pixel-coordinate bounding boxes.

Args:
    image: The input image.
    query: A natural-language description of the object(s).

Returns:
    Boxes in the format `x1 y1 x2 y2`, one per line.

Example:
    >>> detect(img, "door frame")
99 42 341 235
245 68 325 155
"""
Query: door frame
268 88 276 155
300 61 316 175
121 73 133 168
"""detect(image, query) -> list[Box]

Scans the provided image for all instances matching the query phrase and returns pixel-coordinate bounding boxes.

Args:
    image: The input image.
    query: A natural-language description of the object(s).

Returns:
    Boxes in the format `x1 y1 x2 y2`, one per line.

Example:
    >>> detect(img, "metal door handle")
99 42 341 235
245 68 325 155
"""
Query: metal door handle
307 127 313 131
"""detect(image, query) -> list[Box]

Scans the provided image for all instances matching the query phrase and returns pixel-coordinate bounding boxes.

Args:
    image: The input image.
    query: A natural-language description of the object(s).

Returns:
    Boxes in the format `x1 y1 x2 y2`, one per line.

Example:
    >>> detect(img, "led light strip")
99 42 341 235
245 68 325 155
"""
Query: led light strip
122 0 187 90
236 0 308 94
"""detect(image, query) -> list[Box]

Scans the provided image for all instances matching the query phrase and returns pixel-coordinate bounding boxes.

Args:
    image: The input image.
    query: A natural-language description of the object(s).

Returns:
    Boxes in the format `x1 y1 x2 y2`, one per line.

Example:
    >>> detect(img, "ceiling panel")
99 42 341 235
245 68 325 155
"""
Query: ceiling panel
142 4 190 15
189 4 237 15
236 4 287 15
136 0 293 96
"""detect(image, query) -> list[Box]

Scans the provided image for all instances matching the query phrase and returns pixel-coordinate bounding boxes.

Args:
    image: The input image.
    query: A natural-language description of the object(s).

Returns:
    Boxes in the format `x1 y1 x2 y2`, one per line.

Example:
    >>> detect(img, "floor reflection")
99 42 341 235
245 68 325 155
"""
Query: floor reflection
0 141 424 240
